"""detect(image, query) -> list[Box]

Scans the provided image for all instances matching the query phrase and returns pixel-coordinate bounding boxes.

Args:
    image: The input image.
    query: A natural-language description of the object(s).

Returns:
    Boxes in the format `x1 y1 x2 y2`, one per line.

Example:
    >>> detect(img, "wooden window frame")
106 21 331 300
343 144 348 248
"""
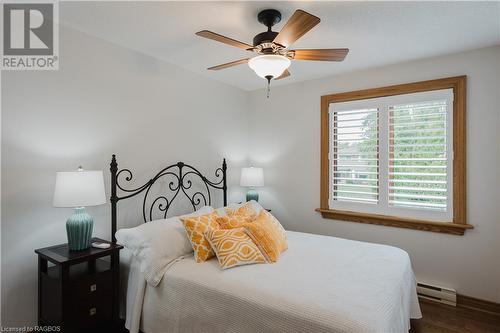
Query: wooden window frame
317 76 472 235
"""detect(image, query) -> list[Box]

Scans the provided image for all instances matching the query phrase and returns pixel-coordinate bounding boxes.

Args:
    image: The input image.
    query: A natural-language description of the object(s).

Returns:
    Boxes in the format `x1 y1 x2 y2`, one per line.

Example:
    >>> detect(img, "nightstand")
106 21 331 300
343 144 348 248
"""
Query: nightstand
237 202 271 212
35 238 123 333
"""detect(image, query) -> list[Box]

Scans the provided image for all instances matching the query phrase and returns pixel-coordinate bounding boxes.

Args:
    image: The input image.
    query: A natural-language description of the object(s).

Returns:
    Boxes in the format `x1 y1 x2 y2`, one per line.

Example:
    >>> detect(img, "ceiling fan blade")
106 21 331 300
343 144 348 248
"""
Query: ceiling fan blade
273 10 320 48
275 69 291 80
196 30 253 50
291 48 349 61
207 58 250 70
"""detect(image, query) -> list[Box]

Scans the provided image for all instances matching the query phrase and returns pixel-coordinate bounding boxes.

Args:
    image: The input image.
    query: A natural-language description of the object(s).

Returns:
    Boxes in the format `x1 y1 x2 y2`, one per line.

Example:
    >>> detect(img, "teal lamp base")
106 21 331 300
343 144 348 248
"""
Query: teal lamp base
246 189 259 202
66 207 93 251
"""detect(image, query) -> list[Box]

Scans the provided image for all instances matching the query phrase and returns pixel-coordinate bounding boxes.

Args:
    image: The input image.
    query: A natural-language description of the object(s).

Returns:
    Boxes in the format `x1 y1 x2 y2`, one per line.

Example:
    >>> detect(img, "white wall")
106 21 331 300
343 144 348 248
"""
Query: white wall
1 26 249 326
248 46 500 303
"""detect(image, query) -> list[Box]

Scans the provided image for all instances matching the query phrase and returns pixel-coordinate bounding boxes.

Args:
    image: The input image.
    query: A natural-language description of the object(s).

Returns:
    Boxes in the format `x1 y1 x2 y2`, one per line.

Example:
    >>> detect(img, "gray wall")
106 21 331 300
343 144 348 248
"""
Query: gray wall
248 46 500 303
1 26 249 326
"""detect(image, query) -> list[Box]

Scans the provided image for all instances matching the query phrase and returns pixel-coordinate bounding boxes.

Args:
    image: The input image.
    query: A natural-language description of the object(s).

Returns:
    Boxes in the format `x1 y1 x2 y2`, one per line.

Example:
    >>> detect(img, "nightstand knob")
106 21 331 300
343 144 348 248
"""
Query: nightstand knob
90 284 97 292
89 307 97 316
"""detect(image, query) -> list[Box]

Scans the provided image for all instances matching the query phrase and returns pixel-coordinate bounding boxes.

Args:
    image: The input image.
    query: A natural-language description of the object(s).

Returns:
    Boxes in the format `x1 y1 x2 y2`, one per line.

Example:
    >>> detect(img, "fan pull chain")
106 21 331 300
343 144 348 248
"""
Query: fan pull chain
265 75 272 98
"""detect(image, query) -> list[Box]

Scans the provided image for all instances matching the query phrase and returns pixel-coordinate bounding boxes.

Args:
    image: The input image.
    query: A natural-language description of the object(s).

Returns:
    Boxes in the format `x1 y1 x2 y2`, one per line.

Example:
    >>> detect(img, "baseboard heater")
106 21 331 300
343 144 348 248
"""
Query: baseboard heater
417 282 457 306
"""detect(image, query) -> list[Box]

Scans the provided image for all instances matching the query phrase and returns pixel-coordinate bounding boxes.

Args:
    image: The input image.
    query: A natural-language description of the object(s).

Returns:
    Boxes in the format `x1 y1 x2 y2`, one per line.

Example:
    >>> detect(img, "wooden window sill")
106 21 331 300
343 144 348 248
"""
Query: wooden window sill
315 208 473 235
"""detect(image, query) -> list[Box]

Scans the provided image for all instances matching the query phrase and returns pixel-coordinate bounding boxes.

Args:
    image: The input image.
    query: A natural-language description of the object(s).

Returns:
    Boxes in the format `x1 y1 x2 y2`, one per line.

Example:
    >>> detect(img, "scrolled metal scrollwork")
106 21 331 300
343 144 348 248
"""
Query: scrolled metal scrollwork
116 169 152 193
110 155 227 239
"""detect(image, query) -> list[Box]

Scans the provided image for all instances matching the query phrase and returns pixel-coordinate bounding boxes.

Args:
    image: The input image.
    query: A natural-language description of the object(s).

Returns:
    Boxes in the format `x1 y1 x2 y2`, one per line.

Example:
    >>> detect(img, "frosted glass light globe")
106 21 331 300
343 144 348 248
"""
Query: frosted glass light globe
248 55 291 79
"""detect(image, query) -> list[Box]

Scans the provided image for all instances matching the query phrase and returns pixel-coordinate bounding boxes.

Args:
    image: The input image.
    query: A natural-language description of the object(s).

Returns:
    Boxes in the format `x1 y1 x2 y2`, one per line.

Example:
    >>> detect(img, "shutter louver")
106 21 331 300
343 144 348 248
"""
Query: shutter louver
388 100 448 210
332 108 379 204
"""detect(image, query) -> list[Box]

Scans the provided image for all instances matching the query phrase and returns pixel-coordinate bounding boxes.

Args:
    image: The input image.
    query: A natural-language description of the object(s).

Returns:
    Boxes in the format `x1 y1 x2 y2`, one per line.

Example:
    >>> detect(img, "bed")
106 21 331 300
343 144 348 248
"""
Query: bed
109 155 422 333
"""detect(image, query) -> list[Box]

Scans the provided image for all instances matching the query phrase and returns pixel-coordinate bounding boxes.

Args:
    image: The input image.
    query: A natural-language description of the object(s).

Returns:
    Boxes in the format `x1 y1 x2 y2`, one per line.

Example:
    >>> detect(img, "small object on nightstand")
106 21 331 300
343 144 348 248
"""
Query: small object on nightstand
35 238 123 333
91 242 111 249
240 167 264 202
53 167 107 251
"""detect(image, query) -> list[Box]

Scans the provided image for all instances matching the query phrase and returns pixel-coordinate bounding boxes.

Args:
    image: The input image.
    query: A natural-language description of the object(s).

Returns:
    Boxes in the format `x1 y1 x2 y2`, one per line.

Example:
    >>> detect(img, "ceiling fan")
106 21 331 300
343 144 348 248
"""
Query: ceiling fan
196 9 349 95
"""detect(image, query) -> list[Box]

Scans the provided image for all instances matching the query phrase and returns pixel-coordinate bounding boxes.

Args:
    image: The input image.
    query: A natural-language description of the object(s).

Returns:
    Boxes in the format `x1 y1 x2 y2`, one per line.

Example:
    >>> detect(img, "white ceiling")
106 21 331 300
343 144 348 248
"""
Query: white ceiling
60 1 500 91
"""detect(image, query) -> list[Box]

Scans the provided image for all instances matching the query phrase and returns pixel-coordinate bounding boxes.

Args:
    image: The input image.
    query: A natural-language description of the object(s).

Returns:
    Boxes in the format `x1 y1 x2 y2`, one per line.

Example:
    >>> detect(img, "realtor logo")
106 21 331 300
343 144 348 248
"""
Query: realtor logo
1 2 59 70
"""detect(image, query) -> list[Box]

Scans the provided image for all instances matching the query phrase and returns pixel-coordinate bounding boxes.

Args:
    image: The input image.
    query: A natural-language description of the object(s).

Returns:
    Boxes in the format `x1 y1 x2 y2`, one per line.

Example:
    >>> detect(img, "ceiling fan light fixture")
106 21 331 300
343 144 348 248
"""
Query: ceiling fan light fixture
248 55 291 79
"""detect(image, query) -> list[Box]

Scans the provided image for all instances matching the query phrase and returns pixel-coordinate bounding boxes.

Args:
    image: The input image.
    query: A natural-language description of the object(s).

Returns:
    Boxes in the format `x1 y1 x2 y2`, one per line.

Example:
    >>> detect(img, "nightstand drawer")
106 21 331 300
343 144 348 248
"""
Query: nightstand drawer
69 270 113 301
67 299 113 331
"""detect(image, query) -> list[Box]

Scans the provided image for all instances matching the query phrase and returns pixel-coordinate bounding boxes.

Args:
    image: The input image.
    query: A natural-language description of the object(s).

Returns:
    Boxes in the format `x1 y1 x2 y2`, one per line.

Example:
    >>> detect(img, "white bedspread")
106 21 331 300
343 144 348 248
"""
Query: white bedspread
125 231 421 333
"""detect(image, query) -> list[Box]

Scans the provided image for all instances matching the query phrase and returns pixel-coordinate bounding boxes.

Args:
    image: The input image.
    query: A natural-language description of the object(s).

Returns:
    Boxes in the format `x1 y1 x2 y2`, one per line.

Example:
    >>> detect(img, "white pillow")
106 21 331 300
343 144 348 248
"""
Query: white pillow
215 200 264 216
115 206 213 286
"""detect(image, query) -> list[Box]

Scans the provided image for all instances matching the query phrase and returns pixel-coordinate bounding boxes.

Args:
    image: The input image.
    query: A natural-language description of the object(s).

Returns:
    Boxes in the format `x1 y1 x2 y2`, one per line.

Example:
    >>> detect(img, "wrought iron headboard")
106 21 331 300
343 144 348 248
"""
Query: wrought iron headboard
110 154 227 242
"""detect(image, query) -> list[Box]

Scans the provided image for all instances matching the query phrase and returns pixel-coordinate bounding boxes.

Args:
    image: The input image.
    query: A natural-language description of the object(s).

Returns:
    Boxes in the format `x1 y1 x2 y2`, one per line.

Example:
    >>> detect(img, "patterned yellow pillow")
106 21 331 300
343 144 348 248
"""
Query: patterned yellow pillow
180 211 220 263
216 214 254 229
205 228 267 269
225 201 258 220
264 210 288 251
243 210 287 263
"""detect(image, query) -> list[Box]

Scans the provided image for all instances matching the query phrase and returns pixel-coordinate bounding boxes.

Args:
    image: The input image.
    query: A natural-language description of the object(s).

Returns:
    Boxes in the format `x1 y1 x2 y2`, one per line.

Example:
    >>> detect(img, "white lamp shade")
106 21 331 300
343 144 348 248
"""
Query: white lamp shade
240 167 264 187
53 170 106 207
248 55 291 79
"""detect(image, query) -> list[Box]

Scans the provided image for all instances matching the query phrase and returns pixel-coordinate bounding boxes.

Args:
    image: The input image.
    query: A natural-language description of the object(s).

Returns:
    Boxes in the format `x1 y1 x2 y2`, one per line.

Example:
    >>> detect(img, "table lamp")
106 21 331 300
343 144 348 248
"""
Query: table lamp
240 167 264 202
53 167 106 251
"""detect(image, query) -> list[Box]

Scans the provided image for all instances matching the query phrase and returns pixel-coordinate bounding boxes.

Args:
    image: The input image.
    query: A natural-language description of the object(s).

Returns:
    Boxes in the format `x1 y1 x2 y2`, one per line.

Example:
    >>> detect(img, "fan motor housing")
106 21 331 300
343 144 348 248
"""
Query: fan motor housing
253 31 279 47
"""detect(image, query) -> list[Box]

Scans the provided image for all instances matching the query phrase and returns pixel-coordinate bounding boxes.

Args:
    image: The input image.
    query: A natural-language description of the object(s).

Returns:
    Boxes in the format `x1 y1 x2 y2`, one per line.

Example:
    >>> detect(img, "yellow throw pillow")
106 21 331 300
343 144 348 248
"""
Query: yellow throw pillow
225 201 258 220
243 210 287 263
205 228 267 269
180 211 220 263
265 211 288 251
216 214 254 229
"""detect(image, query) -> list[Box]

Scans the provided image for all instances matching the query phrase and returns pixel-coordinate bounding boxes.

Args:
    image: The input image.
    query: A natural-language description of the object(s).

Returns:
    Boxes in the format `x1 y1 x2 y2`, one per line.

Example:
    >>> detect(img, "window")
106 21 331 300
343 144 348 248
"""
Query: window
318 76 471 235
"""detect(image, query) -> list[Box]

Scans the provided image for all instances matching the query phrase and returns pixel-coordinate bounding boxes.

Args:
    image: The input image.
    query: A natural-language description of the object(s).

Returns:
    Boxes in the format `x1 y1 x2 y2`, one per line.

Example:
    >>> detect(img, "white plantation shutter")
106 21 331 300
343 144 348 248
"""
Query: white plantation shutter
389 100 448 210
329 89 453 221
331 108 379 204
